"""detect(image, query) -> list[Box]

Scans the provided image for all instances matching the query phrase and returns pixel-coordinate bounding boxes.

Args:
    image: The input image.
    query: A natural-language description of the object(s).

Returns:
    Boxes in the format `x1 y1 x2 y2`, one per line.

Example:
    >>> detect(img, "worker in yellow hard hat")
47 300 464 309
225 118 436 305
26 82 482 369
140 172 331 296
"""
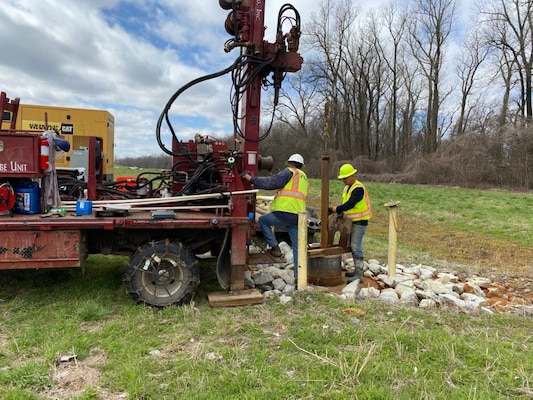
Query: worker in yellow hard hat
329 163 372 284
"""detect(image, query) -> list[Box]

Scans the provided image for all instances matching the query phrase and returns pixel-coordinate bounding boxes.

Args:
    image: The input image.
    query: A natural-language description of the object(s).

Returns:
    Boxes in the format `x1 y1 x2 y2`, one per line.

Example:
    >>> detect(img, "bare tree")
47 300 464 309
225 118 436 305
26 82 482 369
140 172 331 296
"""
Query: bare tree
343 12 387 160
272 70 325 171
482 0 533 125
274 70 321 139
497 49 520 128
455 27 491 135
408 0 456 153
360 11 394 161
378 2 410 165
305 0 360 157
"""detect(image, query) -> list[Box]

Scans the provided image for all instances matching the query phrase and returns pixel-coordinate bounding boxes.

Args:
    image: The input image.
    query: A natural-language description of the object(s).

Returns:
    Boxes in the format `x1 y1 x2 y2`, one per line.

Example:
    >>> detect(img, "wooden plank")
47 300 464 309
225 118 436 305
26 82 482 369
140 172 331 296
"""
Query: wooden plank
307 246 351 258
247 252 285 265
297 210 308 291
62 189 258 206
208 290 264 307
64 204 230 212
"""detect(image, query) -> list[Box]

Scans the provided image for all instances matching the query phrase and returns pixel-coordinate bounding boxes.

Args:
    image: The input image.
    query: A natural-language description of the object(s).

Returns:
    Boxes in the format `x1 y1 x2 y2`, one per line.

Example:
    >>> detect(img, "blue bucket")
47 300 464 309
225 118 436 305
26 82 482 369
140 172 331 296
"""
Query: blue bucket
15 181 41 214
76 200 93 215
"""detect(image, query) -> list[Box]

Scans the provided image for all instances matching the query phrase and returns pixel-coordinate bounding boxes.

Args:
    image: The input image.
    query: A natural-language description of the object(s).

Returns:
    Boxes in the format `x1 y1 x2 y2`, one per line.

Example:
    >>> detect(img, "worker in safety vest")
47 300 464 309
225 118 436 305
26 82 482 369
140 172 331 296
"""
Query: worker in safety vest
329 163 372 284
242 154 309 283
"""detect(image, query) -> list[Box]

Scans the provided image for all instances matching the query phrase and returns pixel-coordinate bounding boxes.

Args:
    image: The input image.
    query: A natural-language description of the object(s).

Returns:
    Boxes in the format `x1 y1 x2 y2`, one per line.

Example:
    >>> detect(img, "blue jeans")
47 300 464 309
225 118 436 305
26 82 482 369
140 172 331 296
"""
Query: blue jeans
258 212 299 279
350 223 367 260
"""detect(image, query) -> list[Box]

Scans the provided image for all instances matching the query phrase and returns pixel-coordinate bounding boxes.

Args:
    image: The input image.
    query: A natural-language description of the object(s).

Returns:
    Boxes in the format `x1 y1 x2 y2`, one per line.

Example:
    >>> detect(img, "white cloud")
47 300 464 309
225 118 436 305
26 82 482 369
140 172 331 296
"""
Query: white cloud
1 0 477 159
0 0 243 158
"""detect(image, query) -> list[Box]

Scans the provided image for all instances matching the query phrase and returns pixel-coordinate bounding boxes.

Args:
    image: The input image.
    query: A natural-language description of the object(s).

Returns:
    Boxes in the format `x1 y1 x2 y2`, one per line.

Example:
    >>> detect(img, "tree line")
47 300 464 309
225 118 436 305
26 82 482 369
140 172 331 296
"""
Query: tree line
258 0 533 189
116 154 172 169
120 0 532 190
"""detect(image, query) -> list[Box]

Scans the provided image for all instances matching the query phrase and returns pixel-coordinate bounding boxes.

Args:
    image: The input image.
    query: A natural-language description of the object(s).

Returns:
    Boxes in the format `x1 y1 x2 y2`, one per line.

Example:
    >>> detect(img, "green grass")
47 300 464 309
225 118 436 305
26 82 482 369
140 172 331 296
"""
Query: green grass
317 180 533 271
113 165 150 178
2 174 526 398
0 257 531 399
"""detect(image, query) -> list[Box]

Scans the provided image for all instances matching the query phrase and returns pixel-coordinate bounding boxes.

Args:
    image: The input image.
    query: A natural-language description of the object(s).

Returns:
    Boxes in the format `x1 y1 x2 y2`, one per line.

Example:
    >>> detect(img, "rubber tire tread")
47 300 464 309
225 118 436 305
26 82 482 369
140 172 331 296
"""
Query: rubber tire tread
124 239 199 307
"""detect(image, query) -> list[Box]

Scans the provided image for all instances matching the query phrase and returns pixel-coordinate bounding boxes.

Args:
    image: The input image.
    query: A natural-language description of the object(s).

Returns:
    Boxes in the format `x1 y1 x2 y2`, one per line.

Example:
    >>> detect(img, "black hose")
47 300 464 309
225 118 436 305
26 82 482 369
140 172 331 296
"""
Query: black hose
156 59 241 157
156 3 302 153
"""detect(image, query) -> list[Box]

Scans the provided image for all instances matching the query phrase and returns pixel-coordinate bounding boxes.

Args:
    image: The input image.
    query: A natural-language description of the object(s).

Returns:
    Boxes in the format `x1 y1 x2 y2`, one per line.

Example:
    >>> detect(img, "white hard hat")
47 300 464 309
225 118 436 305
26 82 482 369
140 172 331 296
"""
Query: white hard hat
287 153 304 165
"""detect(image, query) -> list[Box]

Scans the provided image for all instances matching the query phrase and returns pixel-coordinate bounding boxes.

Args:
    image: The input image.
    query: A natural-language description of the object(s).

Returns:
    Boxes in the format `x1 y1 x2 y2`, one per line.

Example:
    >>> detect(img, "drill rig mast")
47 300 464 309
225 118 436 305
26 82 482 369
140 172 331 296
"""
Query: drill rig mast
156 0 303 194
153 0 303 295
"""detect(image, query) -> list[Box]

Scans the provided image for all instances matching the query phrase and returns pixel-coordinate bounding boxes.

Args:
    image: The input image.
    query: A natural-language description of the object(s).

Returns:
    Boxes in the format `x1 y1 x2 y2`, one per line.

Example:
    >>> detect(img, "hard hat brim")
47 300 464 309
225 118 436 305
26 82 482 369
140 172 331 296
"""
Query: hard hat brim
338 173 354 179
337 169 357 179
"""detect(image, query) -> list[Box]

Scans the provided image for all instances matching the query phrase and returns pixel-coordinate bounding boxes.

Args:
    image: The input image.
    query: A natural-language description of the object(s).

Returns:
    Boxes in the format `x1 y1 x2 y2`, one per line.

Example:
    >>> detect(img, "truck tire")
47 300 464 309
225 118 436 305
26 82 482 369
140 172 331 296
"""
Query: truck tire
125 239 200 307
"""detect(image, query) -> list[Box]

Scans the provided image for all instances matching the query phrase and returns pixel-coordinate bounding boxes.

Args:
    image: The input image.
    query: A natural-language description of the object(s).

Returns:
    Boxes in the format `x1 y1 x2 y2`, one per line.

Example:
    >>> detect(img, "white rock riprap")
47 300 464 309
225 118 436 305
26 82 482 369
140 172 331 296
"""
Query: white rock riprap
247 243 532 316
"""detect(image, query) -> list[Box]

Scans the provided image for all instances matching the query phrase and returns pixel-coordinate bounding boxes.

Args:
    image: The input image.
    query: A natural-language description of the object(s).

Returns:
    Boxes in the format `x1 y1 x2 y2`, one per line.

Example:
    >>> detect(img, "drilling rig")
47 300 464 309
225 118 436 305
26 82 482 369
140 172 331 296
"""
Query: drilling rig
0 0 303 307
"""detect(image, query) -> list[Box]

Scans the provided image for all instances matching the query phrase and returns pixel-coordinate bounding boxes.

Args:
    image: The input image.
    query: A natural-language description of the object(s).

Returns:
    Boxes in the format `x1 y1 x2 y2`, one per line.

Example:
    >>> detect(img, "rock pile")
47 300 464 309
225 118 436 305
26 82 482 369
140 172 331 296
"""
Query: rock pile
247 242 533 316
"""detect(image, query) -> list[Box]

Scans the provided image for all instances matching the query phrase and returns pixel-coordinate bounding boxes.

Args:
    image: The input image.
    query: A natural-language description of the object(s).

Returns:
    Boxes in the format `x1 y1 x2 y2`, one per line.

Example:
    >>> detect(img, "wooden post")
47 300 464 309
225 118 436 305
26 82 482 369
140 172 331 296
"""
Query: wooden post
297 210 308 291
320 152 330 248
384 201 401 276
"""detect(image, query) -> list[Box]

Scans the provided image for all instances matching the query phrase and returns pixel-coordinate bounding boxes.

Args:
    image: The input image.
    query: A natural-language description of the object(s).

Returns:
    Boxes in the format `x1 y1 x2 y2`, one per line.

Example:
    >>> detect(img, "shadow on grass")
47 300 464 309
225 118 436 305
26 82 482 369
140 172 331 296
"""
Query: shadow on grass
0 255 237 308
0 255 127 302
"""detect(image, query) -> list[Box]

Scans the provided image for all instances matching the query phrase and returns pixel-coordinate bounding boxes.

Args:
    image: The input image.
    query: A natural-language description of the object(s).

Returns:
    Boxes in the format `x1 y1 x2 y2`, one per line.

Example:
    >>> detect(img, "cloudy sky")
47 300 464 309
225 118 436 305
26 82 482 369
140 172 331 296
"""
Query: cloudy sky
1 0 476 159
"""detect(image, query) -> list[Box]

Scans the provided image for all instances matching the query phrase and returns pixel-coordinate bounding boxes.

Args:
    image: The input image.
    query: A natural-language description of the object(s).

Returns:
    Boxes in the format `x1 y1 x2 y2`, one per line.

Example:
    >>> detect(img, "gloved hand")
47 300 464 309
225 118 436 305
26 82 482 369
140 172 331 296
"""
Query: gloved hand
327 207 333 215
240 171 251 179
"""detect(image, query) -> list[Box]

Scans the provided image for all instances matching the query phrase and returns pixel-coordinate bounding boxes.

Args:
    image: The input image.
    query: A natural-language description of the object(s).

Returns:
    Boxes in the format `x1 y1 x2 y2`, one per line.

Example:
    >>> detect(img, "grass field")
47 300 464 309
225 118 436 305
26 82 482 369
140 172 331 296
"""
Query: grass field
0 169 531 399
113 164 533 274
322 179 533 276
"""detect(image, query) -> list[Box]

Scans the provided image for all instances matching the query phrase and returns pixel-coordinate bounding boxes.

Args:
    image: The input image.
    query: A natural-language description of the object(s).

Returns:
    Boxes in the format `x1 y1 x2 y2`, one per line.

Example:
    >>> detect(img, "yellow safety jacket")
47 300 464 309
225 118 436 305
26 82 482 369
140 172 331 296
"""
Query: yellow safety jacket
342 180 372 221
271 168 309 214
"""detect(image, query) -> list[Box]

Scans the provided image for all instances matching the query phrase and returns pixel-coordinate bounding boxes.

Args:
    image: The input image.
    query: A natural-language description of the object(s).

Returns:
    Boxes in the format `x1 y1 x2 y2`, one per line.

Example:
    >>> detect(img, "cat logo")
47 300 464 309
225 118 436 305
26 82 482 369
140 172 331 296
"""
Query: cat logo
61 123 74 135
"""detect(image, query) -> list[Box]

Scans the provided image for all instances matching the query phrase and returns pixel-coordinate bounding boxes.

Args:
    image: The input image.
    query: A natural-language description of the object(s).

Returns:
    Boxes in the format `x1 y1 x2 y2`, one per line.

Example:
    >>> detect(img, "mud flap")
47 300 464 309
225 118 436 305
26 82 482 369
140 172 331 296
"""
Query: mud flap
216 228 231 289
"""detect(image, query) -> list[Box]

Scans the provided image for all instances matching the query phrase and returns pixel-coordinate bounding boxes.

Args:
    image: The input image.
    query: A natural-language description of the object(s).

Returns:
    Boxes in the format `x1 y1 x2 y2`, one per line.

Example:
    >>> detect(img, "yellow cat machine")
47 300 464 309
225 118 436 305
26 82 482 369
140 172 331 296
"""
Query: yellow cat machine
3 102 114 182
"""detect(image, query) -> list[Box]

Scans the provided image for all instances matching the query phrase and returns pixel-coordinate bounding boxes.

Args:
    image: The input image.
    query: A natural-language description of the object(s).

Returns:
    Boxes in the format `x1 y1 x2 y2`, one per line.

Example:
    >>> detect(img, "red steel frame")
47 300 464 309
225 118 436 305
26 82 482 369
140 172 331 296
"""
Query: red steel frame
0 1 303 295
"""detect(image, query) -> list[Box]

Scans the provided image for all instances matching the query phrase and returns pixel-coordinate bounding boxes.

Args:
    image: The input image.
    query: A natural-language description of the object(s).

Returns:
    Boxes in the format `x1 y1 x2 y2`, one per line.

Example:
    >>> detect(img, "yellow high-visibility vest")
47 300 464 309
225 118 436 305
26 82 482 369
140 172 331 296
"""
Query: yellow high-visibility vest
342 180 372 221
271 168 309 214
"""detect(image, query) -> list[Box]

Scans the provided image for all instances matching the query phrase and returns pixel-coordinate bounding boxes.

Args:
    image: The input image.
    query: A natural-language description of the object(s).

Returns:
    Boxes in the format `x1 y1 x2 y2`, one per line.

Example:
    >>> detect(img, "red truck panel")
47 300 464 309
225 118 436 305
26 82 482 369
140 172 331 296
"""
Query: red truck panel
0 133 41 177
0 230 81 269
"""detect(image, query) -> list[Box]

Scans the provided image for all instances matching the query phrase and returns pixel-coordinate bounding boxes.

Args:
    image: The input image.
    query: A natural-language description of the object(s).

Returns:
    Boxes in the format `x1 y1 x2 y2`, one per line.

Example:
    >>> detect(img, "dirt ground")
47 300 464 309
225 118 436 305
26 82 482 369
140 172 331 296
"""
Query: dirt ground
369 215 533 296
40 349 125 400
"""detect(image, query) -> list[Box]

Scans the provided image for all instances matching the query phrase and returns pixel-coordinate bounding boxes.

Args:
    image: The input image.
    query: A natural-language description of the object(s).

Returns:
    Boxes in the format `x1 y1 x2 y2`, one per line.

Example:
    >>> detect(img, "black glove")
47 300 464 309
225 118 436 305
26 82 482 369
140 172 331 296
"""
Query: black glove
327 207 333 215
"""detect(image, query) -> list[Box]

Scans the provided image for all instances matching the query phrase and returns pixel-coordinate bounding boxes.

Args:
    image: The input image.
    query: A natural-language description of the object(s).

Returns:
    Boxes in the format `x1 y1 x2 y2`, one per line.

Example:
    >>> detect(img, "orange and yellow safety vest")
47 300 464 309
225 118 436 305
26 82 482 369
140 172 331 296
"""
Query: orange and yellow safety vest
271 167 309 214
342 180 372 221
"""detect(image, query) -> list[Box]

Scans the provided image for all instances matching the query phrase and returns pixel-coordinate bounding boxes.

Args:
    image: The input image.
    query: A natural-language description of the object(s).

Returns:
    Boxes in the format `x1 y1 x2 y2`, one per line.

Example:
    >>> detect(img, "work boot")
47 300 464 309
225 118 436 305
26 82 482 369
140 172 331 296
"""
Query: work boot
345 258 364 282
347 269 363 284
267 245 282 258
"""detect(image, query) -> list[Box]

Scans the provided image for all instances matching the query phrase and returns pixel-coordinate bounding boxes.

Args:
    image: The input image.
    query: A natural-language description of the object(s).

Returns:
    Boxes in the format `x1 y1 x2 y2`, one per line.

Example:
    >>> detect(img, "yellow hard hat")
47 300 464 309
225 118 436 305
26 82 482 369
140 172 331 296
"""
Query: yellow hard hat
338 163 357 179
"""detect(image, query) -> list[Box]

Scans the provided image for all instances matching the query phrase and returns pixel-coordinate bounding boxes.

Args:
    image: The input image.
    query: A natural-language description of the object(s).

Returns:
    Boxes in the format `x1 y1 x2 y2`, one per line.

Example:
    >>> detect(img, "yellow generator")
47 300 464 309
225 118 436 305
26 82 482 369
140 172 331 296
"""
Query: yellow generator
12 104 115 181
